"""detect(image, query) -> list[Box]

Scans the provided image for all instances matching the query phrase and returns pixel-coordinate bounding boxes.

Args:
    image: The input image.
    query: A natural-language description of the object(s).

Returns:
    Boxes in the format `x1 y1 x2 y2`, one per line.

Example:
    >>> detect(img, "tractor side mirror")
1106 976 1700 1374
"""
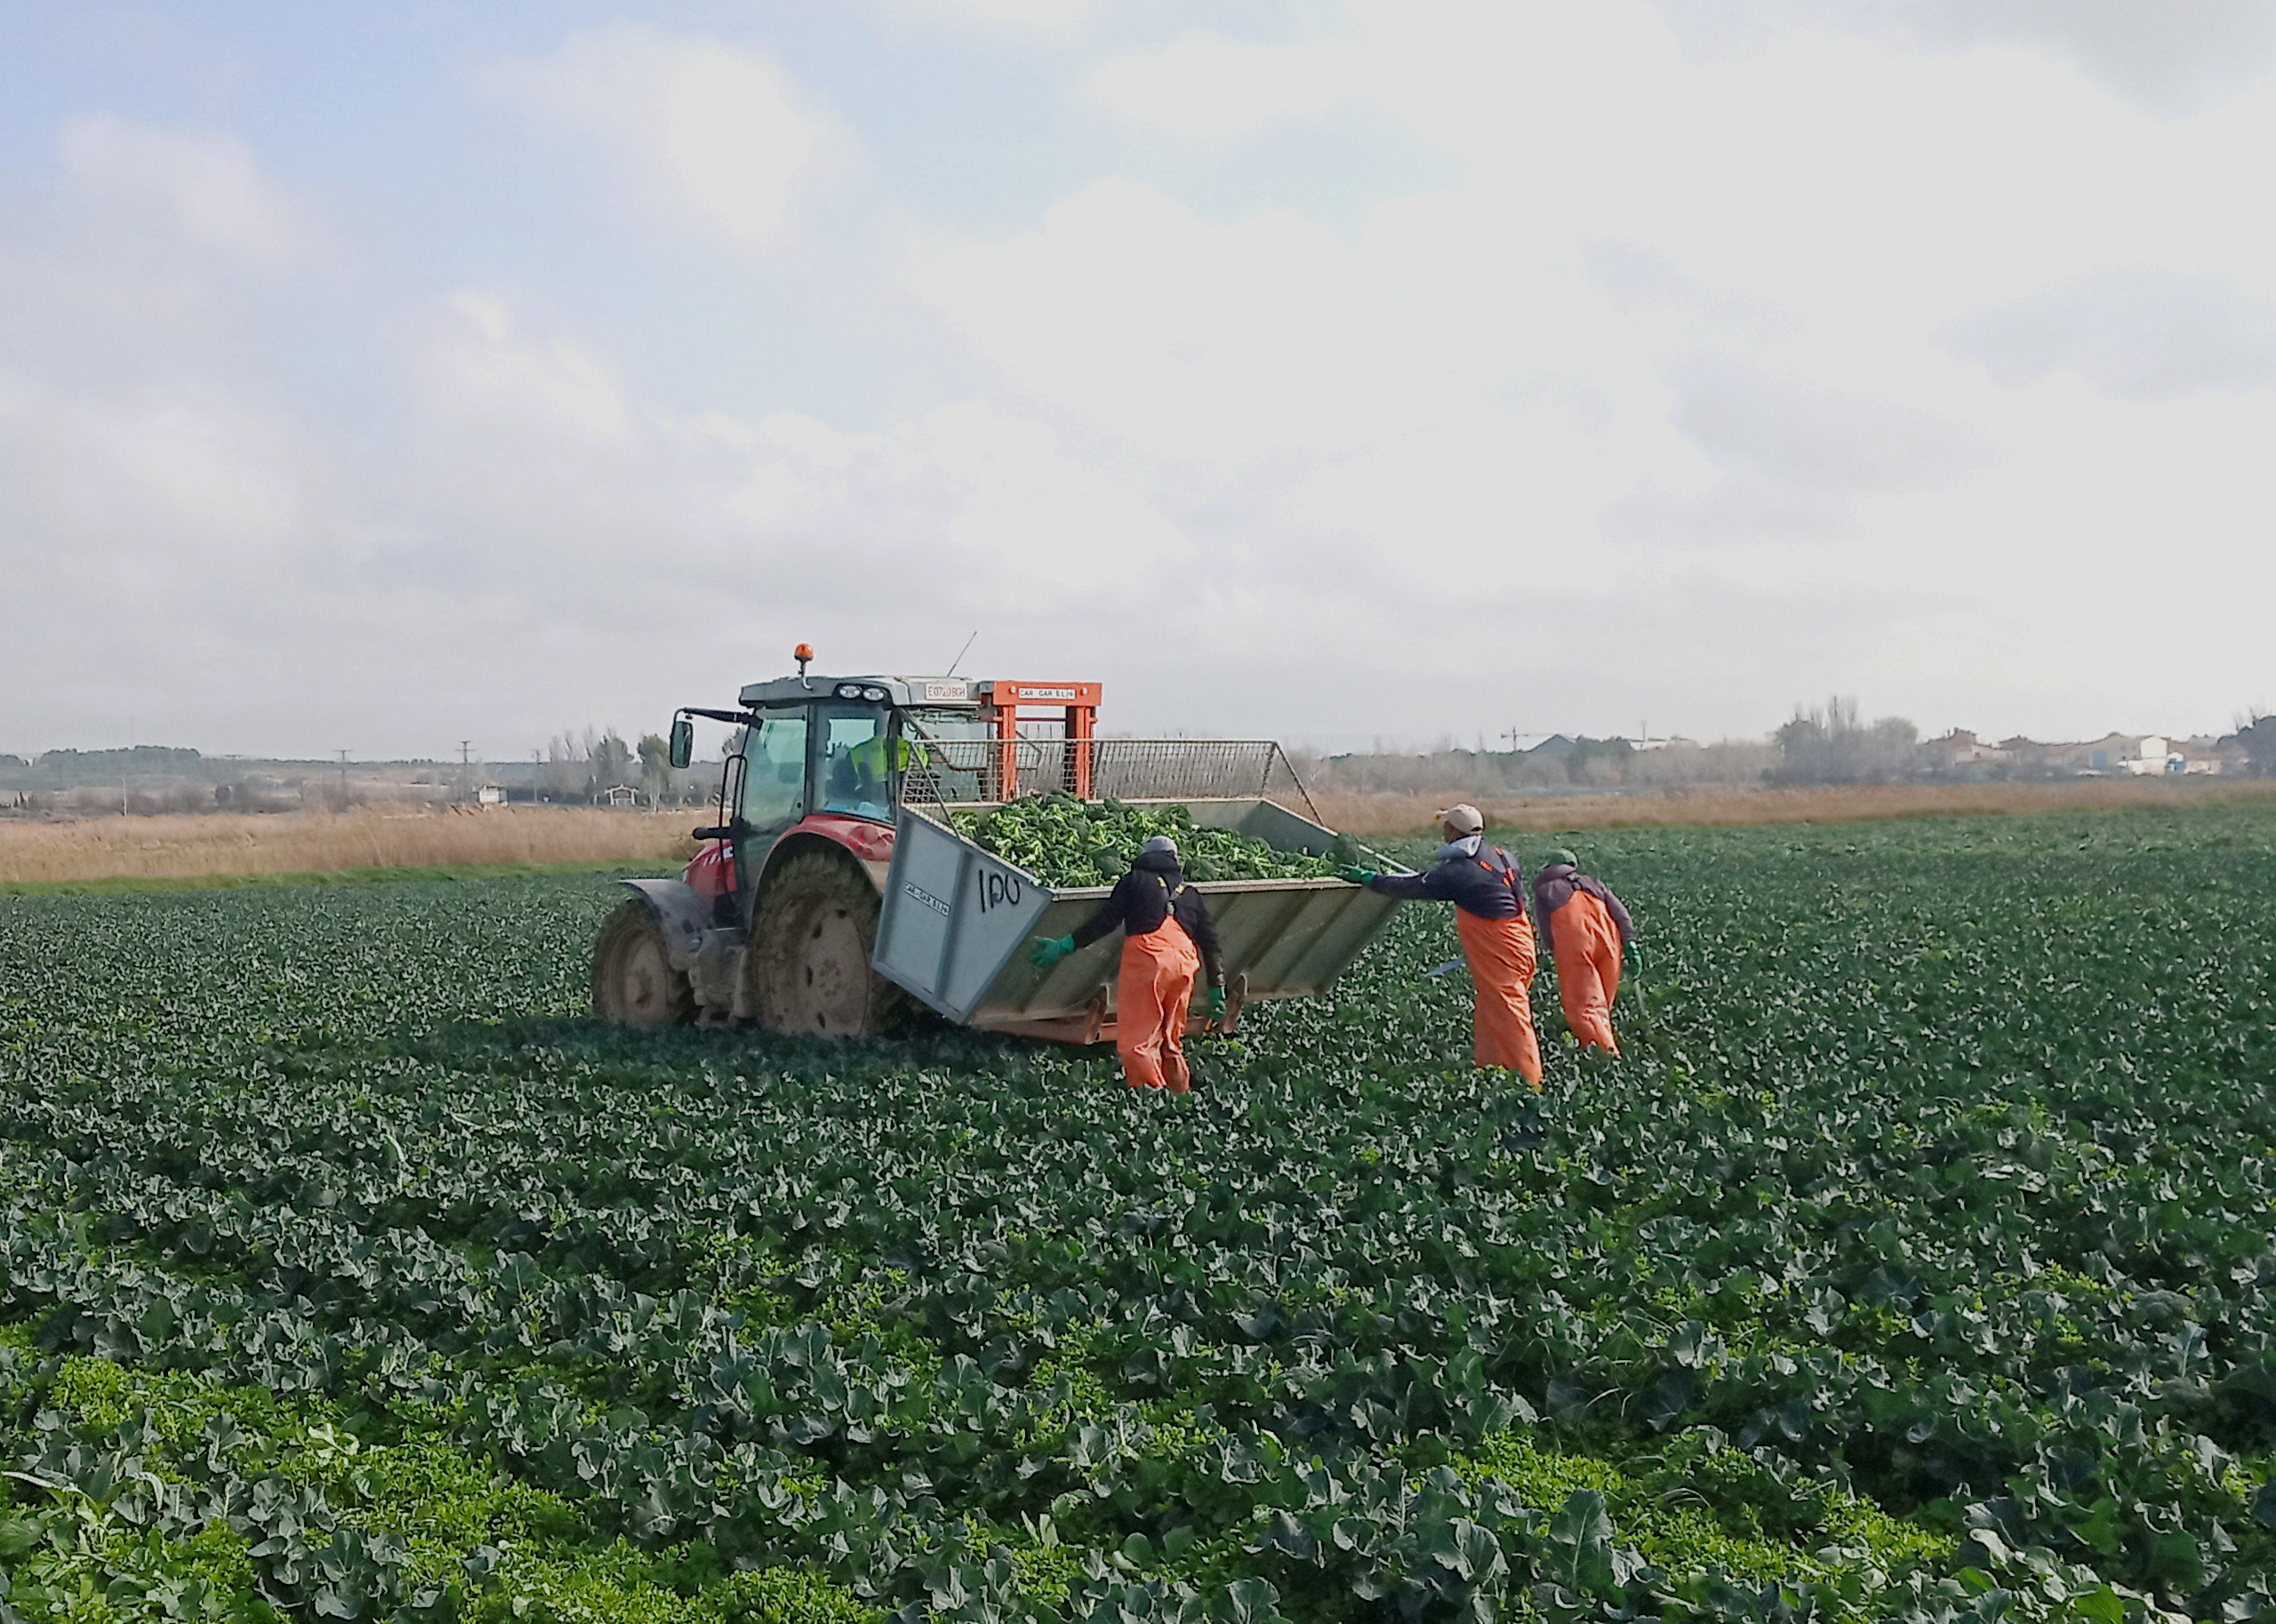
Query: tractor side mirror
668 716 693 771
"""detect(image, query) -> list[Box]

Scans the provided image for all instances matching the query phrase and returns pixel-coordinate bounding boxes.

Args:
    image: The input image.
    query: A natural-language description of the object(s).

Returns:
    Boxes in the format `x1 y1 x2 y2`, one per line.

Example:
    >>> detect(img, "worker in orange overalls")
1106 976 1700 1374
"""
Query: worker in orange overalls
1029 836 1226 1092
1532 847 1637 1056
1338 804 1543 1089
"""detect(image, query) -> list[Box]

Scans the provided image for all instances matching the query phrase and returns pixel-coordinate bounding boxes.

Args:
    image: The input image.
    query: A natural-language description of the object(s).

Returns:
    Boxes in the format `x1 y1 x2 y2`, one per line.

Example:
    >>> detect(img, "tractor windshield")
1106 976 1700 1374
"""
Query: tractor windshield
816 703 897 820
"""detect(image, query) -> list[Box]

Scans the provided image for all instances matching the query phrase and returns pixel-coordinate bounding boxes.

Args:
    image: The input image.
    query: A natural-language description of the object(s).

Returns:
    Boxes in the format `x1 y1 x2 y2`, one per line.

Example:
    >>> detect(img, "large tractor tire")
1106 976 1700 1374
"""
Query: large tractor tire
590 898 696 1028
747 850 903 1037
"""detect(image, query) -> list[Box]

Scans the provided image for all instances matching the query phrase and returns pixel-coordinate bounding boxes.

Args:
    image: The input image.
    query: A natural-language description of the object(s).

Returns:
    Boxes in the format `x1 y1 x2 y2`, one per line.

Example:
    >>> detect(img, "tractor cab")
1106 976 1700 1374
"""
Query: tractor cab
727 673 990 830
664 665 1102 862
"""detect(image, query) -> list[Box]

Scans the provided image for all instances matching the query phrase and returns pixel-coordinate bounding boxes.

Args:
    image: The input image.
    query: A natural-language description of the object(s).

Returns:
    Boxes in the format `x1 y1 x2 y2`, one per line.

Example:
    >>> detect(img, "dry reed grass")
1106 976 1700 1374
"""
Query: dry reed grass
0 807 695 885
1312 778 2276 837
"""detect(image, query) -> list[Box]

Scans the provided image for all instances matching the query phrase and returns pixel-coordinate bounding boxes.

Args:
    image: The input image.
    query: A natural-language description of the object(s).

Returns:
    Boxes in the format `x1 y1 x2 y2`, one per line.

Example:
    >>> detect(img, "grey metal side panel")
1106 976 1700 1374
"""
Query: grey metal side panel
873 809 1055 1023
966 880 1403 1025
616 878 709 972
1180 796 1335 855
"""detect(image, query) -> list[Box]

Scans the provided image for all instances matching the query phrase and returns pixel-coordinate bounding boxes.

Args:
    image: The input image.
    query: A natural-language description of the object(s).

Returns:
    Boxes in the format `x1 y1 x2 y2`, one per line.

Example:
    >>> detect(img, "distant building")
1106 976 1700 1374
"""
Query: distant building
1914 730 2238 780
603 784 640 807
477 785 507 806
1923 729 2015 775
2092 734 2232 776
2176 737 2238 776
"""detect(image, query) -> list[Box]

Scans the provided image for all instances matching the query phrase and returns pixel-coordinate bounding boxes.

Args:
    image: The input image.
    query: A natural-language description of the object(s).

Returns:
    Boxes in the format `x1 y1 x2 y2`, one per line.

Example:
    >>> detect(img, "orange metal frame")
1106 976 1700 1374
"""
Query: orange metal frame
979 680 1103 799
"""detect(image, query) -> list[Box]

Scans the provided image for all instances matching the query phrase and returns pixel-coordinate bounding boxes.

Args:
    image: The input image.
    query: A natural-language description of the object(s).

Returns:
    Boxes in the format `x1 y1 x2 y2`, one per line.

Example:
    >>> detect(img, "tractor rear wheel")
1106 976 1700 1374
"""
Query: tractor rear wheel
748 850 903 1037
590 899 696 1028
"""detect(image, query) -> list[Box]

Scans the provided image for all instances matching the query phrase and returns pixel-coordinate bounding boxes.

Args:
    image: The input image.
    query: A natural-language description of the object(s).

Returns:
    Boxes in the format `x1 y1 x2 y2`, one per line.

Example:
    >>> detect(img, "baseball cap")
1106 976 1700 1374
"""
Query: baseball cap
1436 804 1484 836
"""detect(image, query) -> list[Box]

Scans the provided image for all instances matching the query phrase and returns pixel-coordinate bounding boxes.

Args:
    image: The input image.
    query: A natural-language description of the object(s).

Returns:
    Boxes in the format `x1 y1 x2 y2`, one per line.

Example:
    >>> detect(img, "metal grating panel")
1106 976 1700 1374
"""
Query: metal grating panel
903 739 1321 823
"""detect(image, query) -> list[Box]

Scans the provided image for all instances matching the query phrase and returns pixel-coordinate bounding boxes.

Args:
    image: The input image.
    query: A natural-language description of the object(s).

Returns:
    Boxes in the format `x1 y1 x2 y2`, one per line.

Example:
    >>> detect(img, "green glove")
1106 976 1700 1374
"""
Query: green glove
1207 986 1228 1019
1623 939 1643 974
1029 934 1076 969
1335 865 1377 885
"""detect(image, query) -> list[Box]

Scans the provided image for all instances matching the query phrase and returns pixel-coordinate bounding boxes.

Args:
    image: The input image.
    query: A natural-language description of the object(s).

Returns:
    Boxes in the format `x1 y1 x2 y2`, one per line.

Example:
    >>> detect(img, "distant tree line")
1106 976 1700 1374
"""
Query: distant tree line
534 728 709 805
2232 715 2276 777
1772 697 1919 786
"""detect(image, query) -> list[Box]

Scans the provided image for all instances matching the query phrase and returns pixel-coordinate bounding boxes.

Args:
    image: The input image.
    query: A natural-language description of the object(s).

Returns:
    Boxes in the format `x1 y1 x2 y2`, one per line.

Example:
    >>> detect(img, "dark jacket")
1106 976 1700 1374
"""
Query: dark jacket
1532 863 1634 953
1367 837 1527 922
1071 849 1225 987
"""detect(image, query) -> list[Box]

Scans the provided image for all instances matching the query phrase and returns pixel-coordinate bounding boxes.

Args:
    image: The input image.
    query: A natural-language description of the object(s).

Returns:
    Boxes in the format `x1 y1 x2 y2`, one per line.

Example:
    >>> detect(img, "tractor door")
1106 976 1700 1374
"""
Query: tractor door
734 706 810 893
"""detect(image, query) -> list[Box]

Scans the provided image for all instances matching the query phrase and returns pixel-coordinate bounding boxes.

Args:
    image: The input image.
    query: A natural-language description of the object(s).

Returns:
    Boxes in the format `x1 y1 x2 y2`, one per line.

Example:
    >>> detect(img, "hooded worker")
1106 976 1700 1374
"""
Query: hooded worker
1337 804 1543 1089
1533 847 1637 1057
1029 836 1226 1092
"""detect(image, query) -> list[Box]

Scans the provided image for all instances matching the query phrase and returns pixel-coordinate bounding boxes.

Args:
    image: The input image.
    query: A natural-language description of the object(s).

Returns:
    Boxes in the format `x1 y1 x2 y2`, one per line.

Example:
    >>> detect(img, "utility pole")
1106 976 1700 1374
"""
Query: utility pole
460 740 472 803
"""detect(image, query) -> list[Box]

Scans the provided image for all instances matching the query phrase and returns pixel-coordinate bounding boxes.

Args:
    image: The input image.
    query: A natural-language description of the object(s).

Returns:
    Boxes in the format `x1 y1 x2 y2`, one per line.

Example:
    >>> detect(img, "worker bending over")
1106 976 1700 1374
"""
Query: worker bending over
1338 804 1543 1090
1030 836 1226 1092
1533 847 1637 1057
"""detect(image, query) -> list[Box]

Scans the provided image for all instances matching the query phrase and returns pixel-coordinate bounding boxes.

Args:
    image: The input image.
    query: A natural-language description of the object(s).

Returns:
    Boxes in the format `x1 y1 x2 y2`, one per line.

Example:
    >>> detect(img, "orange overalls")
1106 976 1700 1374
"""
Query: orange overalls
1548 890 1623 1056
1118 908 1200 1092
1457 852 1543 1088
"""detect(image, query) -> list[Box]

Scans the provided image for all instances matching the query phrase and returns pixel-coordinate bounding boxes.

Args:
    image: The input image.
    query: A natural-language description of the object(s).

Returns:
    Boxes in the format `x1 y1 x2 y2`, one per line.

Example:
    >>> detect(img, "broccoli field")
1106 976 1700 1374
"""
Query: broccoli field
3 804 2275 1624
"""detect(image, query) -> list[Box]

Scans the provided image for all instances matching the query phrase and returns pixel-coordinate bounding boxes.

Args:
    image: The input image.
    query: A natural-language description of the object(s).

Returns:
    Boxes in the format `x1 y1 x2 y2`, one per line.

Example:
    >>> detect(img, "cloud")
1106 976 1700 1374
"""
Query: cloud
1951 267 2276 400
915 180 1396 461
0 116 1212 753
881 0 1103 36
1648 0 2276 115
1085 33 1368 140
58 116 327 268
1905 0 2276 115
12 5 2276 757
1670 360 1996 496
421 293 639 444
486 27 840 246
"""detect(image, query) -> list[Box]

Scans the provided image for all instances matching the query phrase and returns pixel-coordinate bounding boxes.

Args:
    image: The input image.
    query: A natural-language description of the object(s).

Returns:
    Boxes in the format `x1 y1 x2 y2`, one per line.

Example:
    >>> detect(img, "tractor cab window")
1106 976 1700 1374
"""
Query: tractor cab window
900 708 990 804
738 708 808 832
817 704 900 820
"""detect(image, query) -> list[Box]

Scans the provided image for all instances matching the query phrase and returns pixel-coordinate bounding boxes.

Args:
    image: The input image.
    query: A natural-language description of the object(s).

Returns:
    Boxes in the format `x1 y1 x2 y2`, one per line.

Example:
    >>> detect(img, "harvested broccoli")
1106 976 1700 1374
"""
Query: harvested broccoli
951 794 1341 887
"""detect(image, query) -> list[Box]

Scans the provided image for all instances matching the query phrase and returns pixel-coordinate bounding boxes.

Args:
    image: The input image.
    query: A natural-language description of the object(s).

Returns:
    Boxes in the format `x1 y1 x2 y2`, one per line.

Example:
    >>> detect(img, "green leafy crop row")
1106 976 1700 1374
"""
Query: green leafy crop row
3 805 2275 1622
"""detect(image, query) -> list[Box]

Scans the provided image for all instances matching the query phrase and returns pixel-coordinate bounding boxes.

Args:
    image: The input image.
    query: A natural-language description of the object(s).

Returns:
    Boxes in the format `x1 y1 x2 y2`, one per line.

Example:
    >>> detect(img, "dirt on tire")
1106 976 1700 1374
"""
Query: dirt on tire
590 897 697 1028
747 849 903 1038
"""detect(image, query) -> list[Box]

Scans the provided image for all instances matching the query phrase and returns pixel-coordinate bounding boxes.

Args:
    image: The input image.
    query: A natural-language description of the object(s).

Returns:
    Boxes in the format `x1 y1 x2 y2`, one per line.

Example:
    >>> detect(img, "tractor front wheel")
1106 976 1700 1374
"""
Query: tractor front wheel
747 851 902 1037
590 899 696 1028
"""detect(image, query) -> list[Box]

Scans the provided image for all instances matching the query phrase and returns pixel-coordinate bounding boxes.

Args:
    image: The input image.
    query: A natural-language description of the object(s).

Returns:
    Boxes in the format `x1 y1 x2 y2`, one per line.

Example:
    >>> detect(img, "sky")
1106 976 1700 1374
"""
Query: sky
3 0 2273 761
